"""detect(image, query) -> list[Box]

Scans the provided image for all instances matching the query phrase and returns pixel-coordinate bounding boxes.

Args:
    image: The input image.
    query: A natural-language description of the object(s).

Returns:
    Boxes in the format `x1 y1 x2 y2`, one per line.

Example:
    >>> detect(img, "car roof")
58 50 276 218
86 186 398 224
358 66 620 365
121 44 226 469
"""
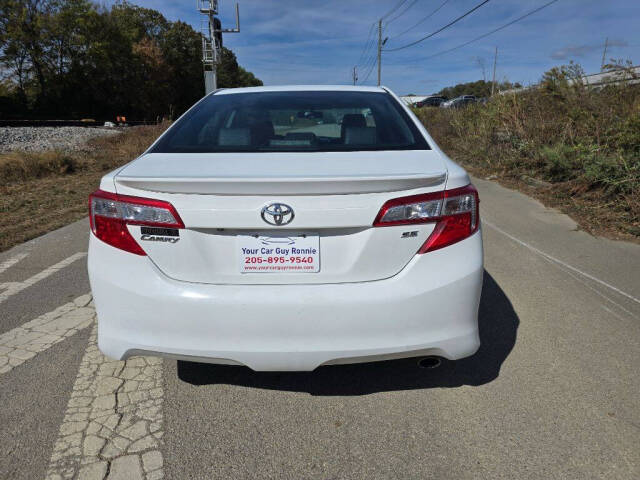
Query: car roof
214 85 388 95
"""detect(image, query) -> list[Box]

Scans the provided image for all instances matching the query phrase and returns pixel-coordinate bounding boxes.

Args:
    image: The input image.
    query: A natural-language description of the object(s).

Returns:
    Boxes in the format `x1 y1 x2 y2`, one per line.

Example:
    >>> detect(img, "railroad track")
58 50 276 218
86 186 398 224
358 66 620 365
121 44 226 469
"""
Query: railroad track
0 120 157 127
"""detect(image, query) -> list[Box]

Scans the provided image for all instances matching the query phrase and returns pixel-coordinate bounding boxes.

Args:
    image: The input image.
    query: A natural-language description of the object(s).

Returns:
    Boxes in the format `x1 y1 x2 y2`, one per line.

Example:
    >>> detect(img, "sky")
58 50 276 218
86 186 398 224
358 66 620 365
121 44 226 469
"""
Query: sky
102 0 639 95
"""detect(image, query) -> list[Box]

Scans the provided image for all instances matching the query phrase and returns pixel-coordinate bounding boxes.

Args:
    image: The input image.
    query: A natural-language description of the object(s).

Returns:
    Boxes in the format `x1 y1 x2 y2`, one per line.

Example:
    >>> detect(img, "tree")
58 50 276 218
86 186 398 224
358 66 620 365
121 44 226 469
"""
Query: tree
438 79 520 98
0 0 51 109
160 20 203 118
540 61 585 96
0 0 262 119
110 0 168 42
218 47 263 89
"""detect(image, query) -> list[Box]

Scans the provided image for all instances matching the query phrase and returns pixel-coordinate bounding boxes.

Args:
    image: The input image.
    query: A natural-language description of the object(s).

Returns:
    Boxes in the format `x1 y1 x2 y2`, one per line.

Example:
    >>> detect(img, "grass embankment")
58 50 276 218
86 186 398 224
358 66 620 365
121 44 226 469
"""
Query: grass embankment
415 82 640 240
0 123 168 251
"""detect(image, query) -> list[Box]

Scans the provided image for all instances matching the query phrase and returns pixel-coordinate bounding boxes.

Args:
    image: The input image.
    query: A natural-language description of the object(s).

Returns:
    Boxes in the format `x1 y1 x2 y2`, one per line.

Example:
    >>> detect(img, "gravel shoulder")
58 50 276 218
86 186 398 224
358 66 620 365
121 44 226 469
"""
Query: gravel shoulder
0 126 120 153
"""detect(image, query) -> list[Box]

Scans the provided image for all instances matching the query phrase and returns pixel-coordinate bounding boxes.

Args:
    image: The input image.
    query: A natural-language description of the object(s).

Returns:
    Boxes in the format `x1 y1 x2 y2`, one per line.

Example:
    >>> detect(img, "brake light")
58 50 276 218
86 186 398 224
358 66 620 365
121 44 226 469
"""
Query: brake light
88 190 184 255
373 184 479 253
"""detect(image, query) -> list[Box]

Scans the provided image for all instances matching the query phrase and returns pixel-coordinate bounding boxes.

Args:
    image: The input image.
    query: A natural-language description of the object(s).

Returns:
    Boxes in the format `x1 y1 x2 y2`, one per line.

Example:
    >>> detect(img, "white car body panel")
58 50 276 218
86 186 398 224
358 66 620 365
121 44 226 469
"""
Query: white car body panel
88 85 483 371
89 230 482 371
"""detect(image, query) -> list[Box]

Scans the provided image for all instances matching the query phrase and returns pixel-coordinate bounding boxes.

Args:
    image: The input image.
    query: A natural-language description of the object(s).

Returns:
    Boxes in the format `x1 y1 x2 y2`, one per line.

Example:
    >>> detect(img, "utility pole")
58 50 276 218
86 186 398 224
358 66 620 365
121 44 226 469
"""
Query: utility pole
600 37 609 71
491 46 498 96
198 0 240 94
377 19 382 86
376 19 388 86
352 66 358 85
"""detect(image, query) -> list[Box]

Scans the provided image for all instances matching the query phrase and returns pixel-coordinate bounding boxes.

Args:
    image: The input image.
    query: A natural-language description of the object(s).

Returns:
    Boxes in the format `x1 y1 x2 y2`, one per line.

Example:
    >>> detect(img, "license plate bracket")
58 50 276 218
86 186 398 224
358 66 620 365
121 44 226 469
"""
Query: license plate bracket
237 234 320 273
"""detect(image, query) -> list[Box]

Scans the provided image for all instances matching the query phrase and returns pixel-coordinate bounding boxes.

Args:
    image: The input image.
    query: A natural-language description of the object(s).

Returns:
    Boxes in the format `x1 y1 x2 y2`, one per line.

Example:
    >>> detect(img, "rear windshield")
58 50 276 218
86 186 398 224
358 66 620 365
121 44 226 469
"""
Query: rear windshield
151 91 430 153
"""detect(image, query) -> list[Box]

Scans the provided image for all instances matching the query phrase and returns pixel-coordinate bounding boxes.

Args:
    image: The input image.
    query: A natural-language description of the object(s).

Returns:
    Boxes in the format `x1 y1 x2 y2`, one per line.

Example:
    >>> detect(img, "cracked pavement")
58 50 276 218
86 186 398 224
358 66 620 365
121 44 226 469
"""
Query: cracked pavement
46 325 164 480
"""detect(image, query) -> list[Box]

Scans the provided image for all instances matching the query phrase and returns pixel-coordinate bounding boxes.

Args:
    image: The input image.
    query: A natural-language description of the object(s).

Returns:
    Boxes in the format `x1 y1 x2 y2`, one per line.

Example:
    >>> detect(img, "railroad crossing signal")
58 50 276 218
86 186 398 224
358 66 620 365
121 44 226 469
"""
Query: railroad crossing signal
198 0 240 94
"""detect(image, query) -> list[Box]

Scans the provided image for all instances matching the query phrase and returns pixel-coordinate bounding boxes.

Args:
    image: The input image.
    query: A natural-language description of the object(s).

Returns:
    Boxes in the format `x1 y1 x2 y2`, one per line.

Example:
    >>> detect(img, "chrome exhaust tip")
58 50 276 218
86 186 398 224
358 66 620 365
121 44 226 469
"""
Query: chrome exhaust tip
417 356 442 369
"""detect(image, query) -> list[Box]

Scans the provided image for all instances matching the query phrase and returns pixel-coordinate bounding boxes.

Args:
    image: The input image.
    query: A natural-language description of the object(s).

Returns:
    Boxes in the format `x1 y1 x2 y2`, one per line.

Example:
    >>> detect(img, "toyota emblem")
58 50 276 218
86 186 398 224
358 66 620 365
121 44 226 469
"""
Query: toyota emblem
261 203 294 226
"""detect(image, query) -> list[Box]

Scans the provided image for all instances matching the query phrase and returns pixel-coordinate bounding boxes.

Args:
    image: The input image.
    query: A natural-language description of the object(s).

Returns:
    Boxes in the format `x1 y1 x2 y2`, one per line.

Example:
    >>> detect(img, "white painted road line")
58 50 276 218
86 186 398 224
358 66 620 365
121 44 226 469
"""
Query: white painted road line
547 256 638 320
483 220 640 306
0 252 86 304
0 294 94 375
0 252 29 275
45 325 165 480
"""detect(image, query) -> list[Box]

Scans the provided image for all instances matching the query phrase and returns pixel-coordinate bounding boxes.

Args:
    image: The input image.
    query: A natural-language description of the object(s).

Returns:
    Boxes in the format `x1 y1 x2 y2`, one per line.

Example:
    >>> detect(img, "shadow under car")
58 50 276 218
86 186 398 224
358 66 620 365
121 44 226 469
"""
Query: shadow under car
177 270 518 396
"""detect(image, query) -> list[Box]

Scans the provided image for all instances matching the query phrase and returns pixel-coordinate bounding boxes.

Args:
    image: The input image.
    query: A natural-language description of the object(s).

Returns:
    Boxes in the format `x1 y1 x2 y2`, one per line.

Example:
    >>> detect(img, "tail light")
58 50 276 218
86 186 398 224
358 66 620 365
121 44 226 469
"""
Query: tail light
89 190 184 256
373 184 479 253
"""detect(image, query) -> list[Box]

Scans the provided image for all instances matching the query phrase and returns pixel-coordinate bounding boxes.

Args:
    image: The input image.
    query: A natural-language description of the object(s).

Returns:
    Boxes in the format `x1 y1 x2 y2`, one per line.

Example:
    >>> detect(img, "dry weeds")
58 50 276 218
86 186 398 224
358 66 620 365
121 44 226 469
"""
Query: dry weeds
0 123 168 251
416 82 640 241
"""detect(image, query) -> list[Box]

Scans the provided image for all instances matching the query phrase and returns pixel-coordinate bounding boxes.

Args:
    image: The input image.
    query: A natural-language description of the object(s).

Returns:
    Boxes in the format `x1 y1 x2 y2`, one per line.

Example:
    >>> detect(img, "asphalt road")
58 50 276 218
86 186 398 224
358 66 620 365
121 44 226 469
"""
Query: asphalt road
1 177 639 480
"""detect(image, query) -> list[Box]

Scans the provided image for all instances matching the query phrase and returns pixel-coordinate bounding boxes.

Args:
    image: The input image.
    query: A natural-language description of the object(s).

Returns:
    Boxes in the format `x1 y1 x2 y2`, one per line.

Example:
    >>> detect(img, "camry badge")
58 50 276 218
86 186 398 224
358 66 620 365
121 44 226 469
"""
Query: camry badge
261 203 294 226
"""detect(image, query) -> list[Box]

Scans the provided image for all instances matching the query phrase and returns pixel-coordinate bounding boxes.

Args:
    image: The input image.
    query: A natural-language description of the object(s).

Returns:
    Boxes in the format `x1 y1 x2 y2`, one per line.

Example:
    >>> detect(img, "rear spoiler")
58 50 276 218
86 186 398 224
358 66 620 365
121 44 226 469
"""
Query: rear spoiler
115 172 447 195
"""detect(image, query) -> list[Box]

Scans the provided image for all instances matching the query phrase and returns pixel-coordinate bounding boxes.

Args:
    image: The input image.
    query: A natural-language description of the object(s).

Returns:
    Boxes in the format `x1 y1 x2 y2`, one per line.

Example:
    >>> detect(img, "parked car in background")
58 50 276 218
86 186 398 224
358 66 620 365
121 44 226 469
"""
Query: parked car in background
415 96 448 108
441 95 477 109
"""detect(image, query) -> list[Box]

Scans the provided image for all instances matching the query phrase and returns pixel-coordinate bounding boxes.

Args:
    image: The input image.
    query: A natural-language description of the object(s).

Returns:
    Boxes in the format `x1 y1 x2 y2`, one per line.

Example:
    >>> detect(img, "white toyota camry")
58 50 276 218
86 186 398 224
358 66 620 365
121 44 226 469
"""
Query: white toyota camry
88 85 483 371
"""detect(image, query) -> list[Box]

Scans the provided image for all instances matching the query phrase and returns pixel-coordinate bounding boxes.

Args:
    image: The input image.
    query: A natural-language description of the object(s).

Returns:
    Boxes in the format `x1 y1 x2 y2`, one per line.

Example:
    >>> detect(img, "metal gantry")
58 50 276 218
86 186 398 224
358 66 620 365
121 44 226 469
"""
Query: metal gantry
198 0 240 94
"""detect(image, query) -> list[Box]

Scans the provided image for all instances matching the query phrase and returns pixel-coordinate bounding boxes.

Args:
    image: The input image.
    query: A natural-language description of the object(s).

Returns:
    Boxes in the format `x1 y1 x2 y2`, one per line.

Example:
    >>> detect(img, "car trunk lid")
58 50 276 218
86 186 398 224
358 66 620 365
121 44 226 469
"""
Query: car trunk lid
114 150 448 284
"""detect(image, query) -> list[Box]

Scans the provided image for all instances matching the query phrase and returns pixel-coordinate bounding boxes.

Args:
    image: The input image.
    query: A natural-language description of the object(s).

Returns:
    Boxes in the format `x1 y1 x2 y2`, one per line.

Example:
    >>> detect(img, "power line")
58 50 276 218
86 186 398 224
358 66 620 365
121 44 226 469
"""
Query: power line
356 36 378 79
360 40 382 85
356 22 376 67
360 52 377 75
390 0 451 39
354 0 425 84
384 0 492 52
385 0 420 25
355 4 397 71
362 48 378 72
381 0 409 20
390 0 560 63
355 1 405 83
360 55 378 84
359 43 379 75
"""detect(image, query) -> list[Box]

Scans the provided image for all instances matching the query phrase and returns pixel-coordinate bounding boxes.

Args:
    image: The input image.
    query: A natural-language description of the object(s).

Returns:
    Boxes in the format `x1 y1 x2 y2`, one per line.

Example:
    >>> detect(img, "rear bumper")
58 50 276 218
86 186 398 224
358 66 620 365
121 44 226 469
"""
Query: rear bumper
88 229 483 371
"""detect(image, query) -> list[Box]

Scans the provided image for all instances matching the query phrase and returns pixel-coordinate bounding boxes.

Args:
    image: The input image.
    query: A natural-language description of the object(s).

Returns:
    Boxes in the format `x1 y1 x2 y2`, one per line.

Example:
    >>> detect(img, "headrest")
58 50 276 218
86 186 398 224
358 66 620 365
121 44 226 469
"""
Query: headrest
250 121 275 145
251 120 275 136
341 114 366 128
343 126 377 145
218 128 251 146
